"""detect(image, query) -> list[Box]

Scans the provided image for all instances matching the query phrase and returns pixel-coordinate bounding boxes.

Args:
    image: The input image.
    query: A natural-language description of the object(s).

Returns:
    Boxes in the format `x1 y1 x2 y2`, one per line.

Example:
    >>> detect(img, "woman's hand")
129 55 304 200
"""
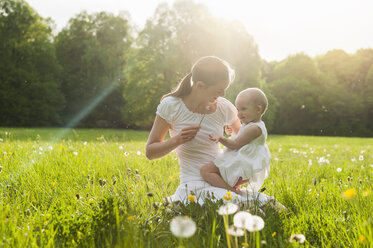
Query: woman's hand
208 134 221 143
175 125 201 145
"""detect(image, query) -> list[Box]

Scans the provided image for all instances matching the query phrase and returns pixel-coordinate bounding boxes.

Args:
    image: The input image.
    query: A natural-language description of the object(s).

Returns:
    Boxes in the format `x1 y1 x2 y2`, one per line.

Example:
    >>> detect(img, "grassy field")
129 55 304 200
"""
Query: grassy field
0 128 372 247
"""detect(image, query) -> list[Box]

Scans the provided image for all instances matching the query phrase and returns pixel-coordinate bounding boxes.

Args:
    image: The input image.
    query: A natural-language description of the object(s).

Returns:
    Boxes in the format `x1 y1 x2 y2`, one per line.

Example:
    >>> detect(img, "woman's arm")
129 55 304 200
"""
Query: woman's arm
146 115 200 160
209 125 261 150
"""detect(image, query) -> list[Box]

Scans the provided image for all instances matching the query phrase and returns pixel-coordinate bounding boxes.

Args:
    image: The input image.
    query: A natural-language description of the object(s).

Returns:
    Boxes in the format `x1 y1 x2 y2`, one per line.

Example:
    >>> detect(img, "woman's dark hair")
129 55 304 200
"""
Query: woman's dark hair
161 56 234 100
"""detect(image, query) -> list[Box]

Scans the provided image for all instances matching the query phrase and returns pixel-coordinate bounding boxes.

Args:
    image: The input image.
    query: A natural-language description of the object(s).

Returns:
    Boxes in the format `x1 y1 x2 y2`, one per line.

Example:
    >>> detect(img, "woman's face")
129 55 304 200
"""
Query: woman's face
201 81 229 103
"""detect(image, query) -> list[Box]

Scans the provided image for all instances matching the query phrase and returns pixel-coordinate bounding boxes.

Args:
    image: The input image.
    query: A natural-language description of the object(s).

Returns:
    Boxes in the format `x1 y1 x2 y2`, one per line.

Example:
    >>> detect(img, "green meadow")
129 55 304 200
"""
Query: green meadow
0 128 372 247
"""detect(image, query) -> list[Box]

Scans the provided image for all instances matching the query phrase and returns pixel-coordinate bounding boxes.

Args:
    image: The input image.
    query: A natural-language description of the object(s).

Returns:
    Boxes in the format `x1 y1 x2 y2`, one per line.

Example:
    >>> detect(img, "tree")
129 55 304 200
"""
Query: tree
0 0 64 126
55 11 131 128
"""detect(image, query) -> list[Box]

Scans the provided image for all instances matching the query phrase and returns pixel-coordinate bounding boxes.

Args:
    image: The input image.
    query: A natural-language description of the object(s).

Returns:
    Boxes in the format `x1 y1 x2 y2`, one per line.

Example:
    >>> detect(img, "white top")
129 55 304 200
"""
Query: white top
156 96 237 184
215 121 271 191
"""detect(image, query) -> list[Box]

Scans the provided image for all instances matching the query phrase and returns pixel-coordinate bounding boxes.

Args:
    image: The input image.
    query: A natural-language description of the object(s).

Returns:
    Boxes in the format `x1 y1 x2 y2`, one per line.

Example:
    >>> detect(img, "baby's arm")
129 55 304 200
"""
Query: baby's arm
210 125 262 150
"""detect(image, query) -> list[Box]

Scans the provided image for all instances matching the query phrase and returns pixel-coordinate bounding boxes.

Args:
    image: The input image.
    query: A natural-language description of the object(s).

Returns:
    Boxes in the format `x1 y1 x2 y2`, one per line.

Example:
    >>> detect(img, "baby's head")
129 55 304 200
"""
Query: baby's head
235 88 268 124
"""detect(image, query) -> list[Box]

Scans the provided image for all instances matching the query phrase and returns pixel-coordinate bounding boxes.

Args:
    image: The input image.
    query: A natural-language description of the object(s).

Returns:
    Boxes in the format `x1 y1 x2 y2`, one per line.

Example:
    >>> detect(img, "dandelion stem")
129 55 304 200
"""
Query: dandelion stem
223 215 232 248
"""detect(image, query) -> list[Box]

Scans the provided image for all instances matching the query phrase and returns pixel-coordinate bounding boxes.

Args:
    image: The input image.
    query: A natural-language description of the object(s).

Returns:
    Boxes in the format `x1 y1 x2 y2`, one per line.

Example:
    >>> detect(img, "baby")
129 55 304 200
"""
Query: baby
200 88 271 195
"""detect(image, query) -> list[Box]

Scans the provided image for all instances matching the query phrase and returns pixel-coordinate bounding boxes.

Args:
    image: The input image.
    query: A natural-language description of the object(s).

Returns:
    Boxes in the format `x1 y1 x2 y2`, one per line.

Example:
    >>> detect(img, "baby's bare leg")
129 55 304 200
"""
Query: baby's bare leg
200 162 238 193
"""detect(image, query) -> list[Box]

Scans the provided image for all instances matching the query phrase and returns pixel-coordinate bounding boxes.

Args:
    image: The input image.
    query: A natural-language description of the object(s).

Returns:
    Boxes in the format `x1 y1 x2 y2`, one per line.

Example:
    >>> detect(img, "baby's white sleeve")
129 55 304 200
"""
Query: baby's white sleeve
156 97 177 124
220 98 238 125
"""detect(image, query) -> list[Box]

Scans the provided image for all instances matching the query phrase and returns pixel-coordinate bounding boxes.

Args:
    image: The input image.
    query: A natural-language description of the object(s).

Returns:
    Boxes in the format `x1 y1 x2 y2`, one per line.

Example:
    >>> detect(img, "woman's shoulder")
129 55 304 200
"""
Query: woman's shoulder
157 96 182 123
160 96 181 105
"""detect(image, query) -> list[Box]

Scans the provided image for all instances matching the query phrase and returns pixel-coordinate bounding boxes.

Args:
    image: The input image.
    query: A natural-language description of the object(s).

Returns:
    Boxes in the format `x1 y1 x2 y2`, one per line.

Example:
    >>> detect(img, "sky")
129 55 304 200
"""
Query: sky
26 0 373 61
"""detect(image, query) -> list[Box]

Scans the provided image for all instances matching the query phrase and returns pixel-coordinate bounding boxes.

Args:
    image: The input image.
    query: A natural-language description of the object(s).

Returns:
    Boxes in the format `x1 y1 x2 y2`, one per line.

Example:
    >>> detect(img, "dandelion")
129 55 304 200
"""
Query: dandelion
245 215 264 232
363 190 371 197
127 216 134 221
223 192 232 201
242 242 249 247
272 232 277 237
290 234 305 244
227 226 244 236
233 211 252 229
343 189 356 199
359 155 364 161
337 168 342 172
170 216 196 238
358 235 366 243
217 202 239 215
188 195 195 203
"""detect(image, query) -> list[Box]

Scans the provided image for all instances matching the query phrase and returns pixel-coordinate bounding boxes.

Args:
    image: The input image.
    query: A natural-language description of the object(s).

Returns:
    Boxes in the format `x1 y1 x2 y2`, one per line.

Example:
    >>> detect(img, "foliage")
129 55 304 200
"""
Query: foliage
54 11 132 128
0 0 64 126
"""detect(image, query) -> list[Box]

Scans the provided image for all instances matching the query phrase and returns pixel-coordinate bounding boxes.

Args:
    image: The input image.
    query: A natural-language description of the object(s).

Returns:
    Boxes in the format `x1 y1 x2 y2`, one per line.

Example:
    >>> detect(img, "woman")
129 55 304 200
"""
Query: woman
146 56 274 205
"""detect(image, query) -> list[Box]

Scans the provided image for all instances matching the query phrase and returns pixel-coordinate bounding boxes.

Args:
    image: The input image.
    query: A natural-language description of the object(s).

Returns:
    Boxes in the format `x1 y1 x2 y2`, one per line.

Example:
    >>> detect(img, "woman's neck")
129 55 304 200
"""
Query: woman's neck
182 94 215 114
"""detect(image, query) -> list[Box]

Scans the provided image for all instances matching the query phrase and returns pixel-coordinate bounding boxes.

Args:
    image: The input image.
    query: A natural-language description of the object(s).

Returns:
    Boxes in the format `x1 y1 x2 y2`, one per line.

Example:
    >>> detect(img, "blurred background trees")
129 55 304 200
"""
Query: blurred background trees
0 0 372 136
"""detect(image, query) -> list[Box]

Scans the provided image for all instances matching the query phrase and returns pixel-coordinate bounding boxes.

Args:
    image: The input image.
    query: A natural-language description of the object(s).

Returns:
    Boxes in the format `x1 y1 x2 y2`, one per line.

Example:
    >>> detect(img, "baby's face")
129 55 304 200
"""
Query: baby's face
235 95 260 124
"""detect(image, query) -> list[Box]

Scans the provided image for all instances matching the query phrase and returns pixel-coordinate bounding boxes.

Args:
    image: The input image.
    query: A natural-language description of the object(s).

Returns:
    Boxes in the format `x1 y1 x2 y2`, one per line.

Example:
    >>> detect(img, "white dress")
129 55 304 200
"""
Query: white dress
215 121 270 192
156 96 274 205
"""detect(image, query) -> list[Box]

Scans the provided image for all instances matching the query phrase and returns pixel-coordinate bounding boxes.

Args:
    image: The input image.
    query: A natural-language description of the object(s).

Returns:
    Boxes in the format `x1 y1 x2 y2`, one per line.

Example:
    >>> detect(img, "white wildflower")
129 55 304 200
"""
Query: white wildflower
119 146 123 150
359 155 364 161
170 216 196 238
233 211 252 229
308 159 312 166
48 146 53 150
136 151 141 155
290 234 306 244
217 202 239 215
245 215 264 232
337 168 342 173
227 226 244 236
73 152 78 156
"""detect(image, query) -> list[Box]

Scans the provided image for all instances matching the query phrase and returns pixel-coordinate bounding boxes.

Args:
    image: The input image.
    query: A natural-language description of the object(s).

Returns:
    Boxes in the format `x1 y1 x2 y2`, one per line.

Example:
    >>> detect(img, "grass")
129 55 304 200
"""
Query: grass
0 128 372 247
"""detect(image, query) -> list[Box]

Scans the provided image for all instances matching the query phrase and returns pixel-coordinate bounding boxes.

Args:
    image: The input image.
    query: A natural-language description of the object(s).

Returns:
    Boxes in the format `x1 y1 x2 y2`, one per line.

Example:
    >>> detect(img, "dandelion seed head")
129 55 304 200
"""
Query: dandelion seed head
170 216 196 238
233 211 252 229
227 225 244 236
290 234 305 243
245 215 264 232
217 202 239 215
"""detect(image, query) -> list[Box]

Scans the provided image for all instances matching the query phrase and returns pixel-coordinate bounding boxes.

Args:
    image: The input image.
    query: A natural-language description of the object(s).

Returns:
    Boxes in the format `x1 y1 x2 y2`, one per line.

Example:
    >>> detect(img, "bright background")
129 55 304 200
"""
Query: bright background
27 0 373 61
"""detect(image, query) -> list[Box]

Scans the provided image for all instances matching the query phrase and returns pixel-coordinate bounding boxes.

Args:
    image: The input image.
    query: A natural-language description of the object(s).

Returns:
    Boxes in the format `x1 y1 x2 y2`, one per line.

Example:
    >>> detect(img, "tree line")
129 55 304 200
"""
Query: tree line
1 0 372 136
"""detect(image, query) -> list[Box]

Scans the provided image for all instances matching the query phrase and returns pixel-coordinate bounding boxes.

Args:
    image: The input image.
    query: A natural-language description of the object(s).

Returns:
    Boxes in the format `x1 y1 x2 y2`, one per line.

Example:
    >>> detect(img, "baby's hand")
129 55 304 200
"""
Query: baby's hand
208 134 220 143
225 125 233 135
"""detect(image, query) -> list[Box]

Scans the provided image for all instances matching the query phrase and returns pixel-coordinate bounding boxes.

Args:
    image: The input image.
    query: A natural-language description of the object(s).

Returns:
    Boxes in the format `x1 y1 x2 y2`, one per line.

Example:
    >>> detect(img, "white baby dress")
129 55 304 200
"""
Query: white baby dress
215 121 271 192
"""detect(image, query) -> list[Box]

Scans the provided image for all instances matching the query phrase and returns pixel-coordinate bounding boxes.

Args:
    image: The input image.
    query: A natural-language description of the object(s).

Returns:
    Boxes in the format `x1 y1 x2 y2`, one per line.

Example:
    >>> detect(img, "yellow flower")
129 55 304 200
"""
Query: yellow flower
343 189 356 199
272 232 277 237
127 216 133 221
363 190 371 197
242 242 249 247
188 195 195 203
223 194 232 201
226 192 232 196
358 235 366 243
